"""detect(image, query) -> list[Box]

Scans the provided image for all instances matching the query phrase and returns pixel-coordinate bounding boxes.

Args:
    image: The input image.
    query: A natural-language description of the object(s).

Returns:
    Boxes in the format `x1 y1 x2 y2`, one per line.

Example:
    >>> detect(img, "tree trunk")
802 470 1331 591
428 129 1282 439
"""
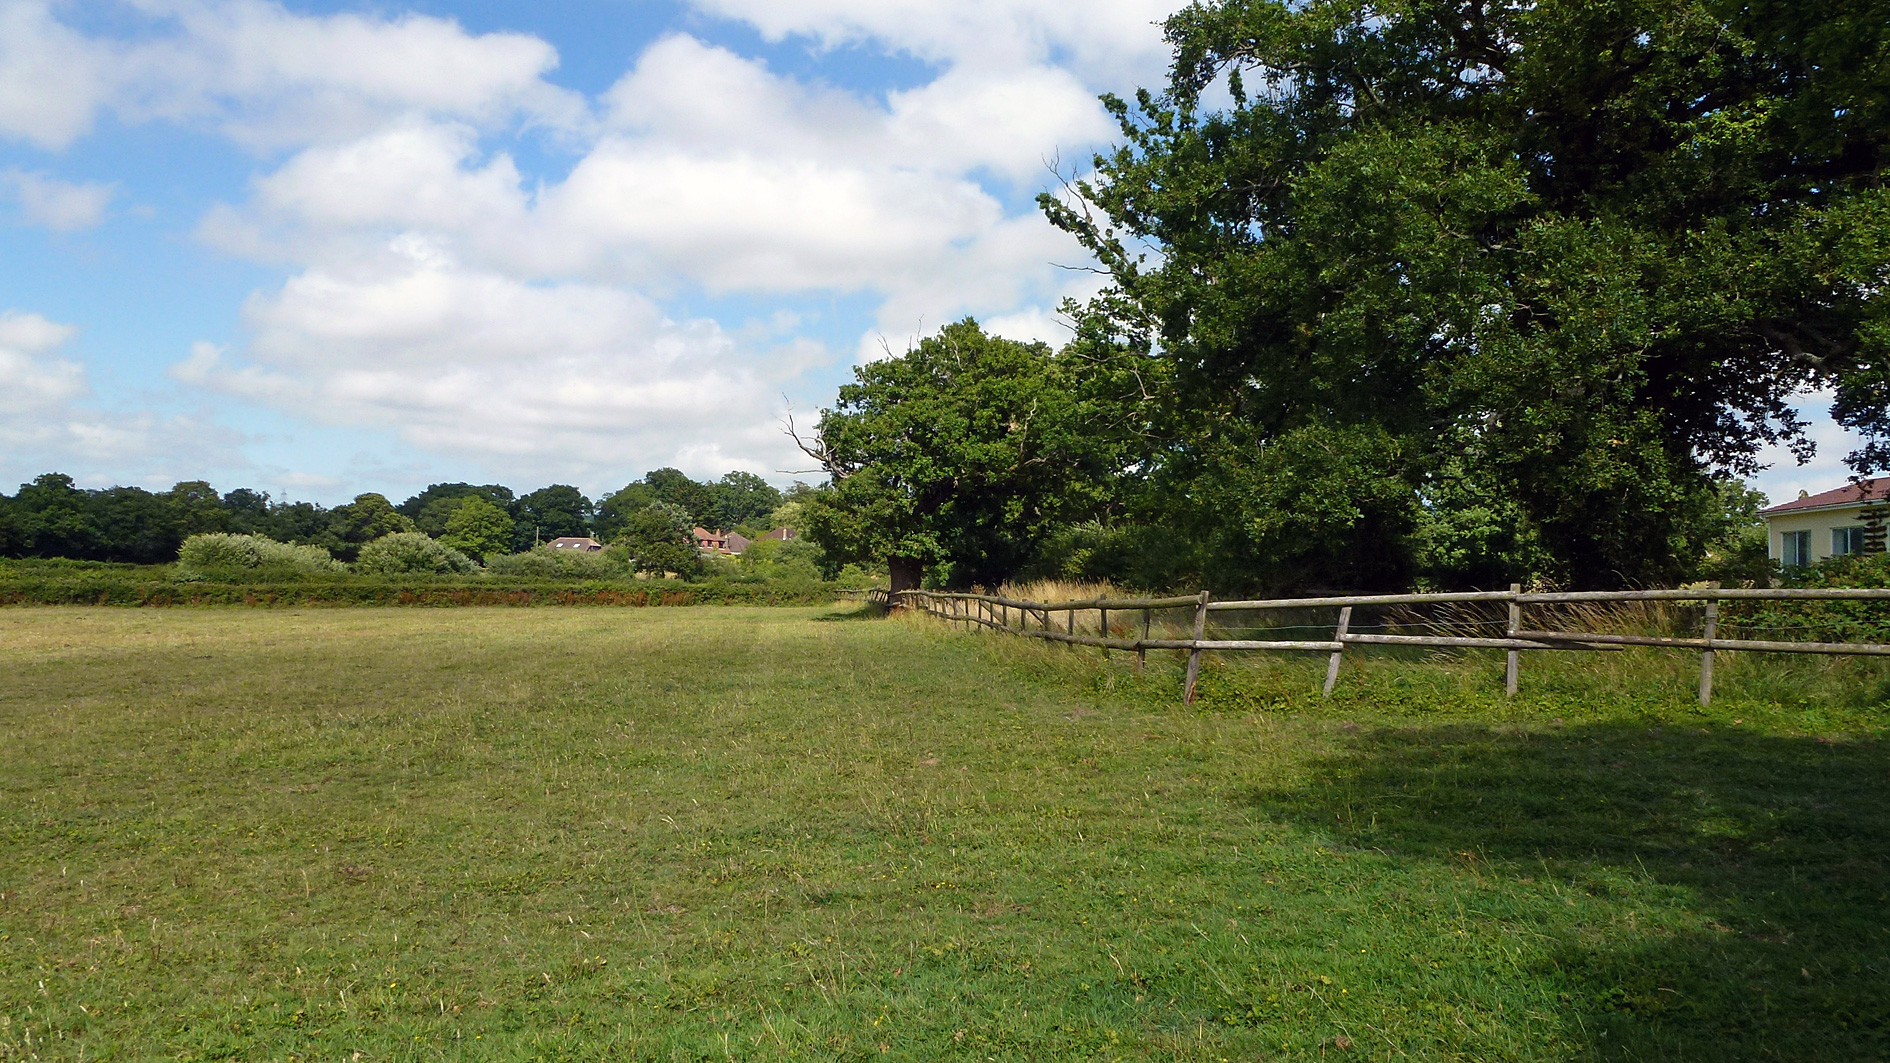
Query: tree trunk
888 556 926 602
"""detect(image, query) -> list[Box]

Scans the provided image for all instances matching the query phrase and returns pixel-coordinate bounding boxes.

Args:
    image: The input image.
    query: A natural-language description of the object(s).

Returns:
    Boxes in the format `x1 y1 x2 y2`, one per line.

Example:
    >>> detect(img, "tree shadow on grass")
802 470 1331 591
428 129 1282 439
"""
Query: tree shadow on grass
812 602 888 622
1255 721 1889 1060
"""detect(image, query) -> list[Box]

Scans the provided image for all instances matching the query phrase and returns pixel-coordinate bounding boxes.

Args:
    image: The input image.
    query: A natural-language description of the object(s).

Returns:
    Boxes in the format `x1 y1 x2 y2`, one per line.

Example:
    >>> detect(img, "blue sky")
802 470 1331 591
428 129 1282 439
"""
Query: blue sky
0 0 1863 507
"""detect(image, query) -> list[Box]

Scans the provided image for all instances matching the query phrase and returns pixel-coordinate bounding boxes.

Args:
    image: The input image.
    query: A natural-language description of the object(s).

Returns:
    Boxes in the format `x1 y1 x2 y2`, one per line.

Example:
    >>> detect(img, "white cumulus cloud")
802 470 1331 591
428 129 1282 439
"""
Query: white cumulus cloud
2 169 116 230
0 311 86 417
683 0 1178 79
13 1 1177 485
0 0 586 151
0 1 113 150
176 239 808 483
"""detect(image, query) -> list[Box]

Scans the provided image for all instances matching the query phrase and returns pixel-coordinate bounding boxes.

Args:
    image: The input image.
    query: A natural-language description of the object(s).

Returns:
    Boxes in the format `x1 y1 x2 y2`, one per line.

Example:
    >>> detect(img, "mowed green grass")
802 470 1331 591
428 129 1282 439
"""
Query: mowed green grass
1 606 1885 1062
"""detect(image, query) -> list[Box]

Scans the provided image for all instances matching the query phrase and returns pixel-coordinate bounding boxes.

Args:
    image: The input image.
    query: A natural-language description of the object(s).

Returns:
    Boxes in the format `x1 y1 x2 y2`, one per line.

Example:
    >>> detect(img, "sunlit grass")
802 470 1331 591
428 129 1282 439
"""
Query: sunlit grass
2 605 1884 1060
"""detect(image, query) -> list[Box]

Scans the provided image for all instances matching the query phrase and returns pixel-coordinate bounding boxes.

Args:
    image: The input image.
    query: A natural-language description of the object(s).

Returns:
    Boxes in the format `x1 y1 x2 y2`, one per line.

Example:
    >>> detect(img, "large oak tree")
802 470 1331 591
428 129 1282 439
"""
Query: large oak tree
1045 0 1890 587
800 320 1128 592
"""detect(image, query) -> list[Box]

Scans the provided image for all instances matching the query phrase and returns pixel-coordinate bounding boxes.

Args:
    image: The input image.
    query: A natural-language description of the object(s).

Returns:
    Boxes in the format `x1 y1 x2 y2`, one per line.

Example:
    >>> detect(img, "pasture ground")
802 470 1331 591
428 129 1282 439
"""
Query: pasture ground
1 604 1884 1061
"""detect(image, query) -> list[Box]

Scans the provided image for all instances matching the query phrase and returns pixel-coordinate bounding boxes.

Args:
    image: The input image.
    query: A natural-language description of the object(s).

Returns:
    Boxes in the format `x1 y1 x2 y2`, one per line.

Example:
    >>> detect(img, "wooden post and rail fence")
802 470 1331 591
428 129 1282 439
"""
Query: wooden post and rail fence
838 586 1890 705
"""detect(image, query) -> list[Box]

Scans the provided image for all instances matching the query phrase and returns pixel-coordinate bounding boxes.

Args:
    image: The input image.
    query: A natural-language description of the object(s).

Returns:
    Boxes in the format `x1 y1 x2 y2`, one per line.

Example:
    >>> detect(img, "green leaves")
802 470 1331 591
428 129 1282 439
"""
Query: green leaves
1048 0 1890 588
440 496 514 563
805 320 1130 588
611 503 701 578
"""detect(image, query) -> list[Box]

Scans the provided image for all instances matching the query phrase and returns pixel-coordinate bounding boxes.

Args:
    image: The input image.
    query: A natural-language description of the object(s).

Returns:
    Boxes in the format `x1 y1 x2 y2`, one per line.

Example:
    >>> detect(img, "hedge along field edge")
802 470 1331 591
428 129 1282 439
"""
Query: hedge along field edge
0 577 850 607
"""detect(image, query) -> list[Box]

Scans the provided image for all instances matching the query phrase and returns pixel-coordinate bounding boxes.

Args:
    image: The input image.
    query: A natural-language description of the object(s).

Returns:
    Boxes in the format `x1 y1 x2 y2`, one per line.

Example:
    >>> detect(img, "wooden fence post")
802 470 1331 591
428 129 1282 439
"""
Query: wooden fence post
1183 590 1210 704
1324 605 1352 697
1137 609 1150 673
1099 607 1110 659
1699 584 1720 706
1505 583 1522 696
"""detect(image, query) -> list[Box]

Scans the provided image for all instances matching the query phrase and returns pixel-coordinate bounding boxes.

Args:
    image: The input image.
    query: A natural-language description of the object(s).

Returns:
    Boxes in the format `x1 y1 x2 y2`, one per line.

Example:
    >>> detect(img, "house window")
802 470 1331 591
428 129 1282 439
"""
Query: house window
1832 526 1865 556
1782 530 1812 568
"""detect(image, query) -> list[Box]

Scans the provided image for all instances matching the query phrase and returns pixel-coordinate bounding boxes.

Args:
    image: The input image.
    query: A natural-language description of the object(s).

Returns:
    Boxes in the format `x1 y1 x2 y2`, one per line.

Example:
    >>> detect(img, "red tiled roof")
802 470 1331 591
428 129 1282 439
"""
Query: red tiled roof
1760 477 1890 515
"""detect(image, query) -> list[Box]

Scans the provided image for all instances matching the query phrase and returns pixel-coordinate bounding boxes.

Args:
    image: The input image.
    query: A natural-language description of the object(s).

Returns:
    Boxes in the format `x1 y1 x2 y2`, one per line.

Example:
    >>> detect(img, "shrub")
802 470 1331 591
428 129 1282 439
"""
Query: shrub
727 537 823 585
353 532 475 576
1792 550 1890 590
179 532 263 571
177 533 343 579
1732 551 1890 643
484 547 632 580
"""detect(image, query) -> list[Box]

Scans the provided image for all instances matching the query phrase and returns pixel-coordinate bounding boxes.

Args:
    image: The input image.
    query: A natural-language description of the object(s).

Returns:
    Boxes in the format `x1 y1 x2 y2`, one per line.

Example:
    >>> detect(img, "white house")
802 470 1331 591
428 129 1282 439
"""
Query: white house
1760 477 1889 567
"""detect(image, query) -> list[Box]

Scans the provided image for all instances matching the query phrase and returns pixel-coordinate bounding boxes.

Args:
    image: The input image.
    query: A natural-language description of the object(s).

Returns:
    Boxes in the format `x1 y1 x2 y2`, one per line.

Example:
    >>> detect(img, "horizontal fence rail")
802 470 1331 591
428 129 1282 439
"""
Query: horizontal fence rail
863 584 1890 705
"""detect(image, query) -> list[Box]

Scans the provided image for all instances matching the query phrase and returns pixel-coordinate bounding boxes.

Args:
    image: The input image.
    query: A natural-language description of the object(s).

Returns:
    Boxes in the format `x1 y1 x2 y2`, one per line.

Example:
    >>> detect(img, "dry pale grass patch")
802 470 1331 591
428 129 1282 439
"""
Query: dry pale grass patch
992 578 1127 604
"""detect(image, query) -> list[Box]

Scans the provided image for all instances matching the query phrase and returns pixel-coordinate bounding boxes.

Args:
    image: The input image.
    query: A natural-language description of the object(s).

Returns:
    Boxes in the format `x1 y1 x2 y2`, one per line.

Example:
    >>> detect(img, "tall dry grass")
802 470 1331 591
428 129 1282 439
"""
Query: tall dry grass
992 578 1126 604
976 579 1205 639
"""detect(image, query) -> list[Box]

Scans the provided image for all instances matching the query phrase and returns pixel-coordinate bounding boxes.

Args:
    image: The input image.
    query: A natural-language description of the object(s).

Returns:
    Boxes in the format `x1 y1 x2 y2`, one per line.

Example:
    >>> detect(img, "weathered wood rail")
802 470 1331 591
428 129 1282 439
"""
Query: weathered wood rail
857 586 1890 705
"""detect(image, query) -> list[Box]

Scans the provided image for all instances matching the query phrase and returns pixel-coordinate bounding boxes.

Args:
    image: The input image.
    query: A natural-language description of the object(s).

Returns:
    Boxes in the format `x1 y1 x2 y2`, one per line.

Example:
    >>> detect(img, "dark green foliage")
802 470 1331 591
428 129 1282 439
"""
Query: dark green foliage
219 488 276 536
641 468 713 524
264 500 340 550
439 495 514 561
592 482 659 542
1044 0 1890 589
2 476 345 565
513 484 593 549
707 471 782 530
1180 422 1421 591
325 493 416 561
85 486 186 565
595 471 781 538
164 481 227 537
398 483 517 535
1018 521 1181 588
1409 457 1553 591
1695 479 1777 586
0 498 23 557
2 471 797 571
804 319 1128 589
9 473 100 559
610 503 701 577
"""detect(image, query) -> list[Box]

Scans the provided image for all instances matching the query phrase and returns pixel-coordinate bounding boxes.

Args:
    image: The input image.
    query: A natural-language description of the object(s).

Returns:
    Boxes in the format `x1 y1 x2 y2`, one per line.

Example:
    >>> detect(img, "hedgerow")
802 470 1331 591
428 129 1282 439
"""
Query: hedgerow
0 574 841 607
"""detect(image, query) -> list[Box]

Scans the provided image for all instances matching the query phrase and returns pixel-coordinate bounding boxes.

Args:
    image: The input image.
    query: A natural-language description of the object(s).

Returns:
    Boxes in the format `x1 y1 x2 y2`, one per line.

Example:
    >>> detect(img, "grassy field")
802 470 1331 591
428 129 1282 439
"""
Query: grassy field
1 605 1885 1061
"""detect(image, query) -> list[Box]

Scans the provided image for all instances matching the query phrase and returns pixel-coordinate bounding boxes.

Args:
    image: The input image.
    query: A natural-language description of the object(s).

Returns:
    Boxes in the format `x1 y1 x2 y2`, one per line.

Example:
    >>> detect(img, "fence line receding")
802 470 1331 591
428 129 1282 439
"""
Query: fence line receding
837 586 1890 705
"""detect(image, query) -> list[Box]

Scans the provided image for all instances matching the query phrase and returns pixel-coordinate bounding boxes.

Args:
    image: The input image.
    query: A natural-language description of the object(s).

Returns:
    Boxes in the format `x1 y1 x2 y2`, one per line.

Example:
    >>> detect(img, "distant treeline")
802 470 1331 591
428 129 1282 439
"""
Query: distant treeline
0 469 808 565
